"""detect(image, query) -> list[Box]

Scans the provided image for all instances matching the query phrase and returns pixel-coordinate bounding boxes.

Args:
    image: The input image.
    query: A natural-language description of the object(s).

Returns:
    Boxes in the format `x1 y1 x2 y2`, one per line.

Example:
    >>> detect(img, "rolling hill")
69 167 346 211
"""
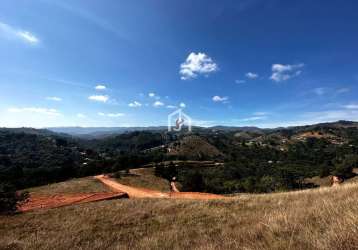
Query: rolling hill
1 176 358 249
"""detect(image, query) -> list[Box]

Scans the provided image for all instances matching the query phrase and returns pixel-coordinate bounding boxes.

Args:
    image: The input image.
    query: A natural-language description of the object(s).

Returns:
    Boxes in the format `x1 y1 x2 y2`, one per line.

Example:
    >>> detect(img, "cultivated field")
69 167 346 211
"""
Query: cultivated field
1 180 358 249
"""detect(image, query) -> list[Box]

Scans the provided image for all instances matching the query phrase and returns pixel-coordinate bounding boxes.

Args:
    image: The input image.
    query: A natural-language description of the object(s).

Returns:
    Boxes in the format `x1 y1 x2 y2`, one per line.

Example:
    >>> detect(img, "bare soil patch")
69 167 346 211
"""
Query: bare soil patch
95 175 227 200
19 192 128 212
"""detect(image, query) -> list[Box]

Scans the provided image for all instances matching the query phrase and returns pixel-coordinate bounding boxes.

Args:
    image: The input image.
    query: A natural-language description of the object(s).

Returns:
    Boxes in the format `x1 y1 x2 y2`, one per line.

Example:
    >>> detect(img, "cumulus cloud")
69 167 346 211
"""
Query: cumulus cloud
95 84 106 90
0 21 39 44
180 52 218 80
128 101 142 107
98 112 124 117
153 101 164 107
8 107 61 116
270 63 304 82
246 72 259 79
148 92 161 100
46 96 62 101
88 95 109 103
77 113 86 118
212 96 228 102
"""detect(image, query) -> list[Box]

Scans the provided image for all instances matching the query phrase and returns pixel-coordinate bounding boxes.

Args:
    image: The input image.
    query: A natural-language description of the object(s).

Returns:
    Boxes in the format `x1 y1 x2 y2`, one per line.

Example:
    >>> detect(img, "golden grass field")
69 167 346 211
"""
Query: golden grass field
1 175 358 250
24 177 109 195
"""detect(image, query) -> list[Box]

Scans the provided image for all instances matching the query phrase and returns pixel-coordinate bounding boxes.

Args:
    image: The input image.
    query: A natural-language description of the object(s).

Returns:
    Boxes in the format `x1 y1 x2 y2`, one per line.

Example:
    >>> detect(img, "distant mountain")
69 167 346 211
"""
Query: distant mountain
47 120 358 139
208 125 264 133
47 125 265 138
47 126 168 138
0 127 66 137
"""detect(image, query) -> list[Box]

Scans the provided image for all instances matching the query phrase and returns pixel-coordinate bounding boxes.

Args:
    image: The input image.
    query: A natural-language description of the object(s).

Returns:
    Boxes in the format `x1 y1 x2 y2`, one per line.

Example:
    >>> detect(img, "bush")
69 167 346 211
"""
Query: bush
154 162 177 181
333 154 357 179
179 170 205 192
0 182 29 214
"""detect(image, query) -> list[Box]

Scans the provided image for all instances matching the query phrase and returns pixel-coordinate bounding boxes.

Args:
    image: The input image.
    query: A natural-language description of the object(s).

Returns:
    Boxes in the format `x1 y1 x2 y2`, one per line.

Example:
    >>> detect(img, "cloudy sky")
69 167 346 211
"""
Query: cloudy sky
1 0 358 128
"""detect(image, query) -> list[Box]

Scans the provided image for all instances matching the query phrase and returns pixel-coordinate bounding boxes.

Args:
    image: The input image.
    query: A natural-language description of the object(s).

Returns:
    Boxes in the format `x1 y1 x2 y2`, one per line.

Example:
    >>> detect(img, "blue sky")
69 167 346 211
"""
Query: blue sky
1 0 358 128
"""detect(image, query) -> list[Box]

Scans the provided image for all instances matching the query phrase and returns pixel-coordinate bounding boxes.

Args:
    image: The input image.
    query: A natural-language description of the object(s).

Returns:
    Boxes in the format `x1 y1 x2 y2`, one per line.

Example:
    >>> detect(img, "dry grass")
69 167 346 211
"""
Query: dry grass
1 182 358 249
24 177 108 195
118 168 171 192
304 176 332 187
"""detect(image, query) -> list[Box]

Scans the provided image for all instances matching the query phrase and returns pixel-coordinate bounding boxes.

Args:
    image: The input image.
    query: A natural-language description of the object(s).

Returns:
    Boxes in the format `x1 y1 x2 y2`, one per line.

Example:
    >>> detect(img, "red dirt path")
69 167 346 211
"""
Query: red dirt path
95 175 226 200
19 174 227 212
19 192 128 212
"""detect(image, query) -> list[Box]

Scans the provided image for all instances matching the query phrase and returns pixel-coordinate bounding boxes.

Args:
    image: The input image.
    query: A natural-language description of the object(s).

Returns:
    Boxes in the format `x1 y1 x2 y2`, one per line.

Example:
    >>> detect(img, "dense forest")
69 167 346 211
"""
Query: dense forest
1 121 358 212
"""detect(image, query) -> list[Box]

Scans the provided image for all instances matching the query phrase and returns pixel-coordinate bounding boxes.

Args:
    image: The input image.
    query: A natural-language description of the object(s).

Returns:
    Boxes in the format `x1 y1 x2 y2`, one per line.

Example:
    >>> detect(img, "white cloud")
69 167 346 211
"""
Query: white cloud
270 63 304 82
128 101 142 108
179 102 186 108
240 109 358 128
212 96 228 102
240 116 267 122
180 52 218 80
313 87 326 96
191 119 217 127
98 112 125 117
95 85 106 90
77 113 86 118
343 104 358 110
148 92 160 100
246 72 258 79
240 111 268 122
107 113 124 117
8 107 61 116
301 109 358 122
337 88 350 94
17 31 39 44
46 96 62 101
235 80 246 84
153 101 164 107
253 112 268 116
166 105 177 109
0 21 39 44
88 95 109 103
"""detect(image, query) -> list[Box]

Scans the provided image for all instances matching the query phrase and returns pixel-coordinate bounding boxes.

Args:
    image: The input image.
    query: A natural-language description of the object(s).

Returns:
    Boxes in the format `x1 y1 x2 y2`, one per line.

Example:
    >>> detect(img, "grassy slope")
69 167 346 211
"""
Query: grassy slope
24 177 108 195
1 183 358 249
117 168 171 192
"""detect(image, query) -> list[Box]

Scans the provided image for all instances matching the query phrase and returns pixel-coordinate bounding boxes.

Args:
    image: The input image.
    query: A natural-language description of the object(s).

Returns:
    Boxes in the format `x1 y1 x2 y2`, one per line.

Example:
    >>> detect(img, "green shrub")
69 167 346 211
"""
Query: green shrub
0 182 29 214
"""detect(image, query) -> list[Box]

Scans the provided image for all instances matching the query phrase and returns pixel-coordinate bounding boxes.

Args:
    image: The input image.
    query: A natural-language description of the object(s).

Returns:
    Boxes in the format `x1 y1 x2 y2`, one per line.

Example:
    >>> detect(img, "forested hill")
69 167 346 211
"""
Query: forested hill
0 129 82 188
1 120 358 194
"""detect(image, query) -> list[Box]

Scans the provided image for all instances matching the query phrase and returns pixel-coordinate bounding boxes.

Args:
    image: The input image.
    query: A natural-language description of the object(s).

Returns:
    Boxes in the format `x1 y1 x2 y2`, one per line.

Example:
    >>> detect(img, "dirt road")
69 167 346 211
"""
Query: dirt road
95 175 226 200
20 174 227 212
95 175 169 198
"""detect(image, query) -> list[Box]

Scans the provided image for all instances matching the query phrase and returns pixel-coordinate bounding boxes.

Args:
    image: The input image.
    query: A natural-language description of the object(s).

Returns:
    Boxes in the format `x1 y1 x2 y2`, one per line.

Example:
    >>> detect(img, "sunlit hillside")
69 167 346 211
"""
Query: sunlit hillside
1 178 358 250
